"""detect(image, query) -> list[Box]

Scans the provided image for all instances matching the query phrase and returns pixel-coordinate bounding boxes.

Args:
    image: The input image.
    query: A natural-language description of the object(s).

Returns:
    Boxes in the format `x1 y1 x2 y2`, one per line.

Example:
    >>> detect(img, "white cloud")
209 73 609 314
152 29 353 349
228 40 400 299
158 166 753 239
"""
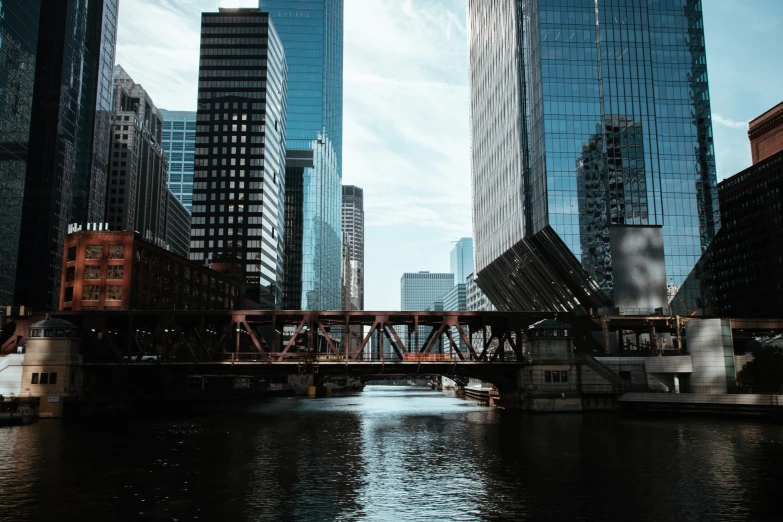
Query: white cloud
713 114 748 130
711 114 752 180
342 1 471 309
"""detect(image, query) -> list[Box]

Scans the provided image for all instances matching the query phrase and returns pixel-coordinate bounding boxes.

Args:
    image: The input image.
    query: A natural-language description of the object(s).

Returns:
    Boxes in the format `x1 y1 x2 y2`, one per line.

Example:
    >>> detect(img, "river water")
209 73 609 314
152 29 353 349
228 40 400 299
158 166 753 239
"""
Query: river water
1 386 782 521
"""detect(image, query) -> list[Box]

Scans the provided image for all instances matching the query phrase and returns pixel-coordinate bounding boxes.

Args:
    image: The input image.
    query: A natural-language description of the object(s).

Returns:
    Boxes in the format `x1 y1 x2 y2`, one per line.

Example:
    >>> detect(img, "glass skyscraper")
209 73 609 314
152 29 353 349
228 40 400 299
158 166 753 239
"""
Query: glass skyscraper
259 0 343 311
468 0 719 311
450 238 474 285
14 0 118 309
160 110 196 212
342 185 364 310
0 0 41 306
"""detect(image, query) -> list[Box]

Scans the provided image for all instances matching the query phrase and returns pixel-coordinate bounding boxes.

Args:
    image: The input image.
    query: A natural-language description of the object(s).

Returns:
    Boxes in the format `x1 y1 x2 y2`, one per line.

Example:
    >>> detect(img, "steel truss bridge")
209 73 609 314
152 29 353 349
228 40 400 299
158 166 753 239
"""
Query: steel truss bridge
0 310 593 383
0 310 696 386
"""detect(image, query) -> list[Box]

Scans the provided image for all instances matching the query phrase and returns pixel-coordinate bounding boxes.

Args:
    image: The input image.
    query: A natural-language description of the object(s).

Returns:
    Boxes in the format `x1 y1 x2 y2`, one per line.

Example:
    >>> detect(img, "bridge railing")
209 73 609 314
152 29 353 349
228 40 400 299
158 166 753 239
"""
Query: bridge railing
203 352 522 364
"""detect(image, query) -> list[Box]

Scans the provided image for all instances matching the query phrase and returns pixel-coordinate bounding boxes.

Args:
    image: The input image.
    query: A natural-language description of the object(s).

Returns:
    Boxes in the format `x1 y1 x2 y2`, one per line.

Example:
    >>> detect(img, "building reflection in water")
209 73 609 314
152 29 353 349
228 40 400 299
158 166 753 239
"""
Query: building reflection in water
1 389 783 521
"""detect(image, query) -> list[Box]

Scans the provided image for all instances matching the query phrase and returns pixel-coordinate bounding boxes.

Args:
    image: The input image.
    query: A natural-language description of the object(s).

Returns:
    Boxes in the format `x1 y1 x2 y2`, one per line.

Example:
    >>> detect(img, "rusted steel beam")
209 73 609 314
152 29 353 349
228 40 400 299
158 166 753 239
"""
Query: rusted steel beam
240 319 267 359
454 322 477 359
353 320 379 361
281 317 307 358
422 323 448 355
386 322 408 354
417 325 439 355
317 321 340 357
381 325 405 360
444 328 464 361
479 332 497 361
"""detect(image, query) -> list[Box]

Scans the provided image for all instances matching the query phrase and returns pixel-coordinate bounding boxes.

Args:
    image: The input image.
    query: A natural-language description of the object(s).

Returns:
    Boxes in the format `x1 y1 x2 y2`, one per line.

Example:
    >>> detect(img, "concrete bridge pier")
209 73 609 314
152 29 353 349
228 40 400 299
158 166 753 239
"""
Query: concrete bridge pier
494 320 625 412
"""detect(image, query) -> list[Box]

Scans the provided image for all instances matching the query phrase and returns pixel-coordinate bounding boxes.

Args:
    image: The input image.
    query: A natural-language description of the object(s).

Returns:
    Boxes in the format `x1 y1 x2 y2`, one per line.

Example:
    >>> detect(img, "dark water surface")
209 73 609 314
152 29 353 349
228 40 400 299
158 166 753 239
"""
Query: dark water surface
1 386 783 521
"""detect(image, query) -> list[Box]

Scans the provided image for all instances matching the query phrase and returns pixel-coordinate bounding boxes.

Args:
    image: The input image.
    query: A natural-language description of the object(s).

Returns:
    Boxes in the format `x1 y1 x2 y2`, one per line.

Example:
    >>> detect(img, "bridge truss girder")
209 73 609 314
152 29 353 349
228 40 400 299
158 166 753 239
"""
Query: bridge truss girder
1 310 600 364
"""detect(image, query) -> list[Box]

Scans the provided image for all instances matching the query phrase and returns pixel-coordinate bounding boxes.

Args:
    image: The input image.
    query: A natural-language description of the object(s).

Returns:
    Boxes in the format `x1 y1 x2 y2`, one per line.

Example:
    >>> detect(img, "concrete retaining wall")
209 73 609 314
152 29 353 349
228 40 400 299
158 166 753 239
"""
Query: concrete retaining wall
0 354 24 395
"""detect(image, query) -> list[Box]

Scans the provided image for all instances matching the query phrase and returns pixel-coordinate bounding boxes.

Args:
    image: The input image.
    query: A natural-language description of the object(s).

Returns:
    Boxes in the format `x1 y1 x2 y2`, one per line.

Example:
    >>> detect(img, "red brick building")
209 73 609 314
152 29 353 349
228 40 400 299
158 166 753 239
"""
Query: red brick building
60 231 240 311
749 101 783 165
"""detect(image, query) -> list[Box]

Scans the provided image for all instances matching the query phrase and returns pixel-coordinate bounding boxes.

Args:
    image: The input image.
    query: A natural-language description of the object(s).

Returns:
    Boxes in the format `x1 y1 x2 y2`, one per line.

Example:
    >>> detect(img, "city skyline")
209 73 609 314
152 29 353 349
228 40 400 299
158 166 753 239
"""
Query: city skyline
107 0 783 310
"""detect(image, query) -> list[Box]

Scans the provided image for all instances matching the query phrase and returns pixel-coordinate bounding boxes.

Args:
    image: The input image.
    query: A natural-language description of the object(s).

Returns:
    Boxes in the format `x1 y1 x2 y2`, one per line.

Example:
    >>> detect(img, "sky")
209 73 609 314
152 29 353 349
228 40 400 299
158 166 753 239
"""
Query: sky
115 0 783 311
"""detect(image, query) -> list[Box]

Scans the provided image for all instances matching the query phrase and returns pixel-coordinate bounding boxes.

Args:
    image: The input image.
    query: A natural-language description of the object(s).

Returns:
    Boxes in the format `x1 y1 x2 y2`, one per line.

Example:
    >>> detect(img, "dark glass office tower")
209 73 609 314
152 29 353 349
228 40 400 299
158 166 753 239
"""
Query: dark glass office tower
259 0 343 311
13 0 118 309
191 8 288 309
0 0 41 306
469 0 719 312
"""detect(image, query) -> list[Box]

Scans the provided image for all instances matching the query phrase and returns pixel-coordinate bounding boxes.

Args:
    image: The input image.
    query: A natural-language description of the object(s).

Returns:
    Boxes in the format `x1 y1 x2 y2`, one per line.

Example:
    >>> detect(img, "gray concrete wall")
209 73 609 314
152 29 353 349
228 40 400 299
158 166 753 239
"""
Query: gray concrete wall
594 357 648 391
686 319 731 394
0 354 25 395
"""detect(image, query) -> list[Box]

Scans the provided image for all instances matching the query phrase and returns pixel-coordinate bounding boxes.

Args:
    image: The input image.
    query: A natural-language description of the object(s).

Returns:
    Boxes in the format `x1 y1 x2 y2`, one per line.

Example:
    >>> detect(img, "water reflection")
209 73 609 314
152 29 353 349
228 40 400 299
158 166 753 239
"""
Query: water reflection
1 386 782 521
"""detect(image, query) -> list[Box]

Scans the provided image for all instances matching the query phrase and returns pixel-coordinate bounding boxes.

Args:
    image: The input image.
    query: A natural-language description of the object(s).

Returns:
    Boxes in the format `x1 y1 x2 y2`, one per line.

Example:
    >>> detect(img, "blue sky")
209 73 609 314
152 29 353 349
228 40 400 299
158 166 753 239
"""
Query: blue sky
116 0 783 311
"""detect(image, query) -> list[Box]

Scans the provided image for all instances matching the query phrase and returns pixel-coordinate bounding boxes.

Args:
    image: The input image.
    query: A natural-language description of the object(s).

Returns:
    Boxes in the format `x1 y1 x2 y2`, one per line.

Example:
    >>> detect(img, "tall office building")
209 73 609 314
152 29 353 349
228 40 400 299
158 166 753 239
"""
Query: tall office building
466 272 495 312
468 0 719 313
165 191 192 258
0 0 41 306
401 272 454 352
260 0 344 311
342 185 364 310
106 65 168 242
450 238 473 286
443 284 466 312
15 0 118 309
160 109 197 211
401 272 455 311
191 8 288 308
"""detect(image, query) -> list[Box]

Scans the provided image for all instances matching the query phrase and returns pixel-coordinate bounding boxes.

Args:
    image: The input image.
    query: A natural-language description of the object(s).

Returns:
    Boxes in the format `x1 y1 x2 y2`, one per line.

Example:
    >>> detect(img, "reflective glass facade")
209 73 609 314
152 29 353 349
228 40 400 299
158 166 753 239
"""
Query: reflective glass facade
160 109 196 211
449 237 474 285
469 0 719 310
191 9 288 308
259 0 343 311
342 185 363 310
0 0 41 306
15 0 118 309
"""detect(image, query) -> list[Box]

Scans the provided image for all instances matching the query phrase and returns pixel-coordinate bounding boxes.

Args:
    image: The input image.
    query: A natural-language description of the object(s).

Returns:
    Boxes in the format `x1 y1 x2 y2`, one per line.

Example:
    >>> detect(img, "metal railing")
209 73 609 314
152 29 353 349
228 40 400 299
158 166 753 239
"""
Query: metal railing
197 352 525 364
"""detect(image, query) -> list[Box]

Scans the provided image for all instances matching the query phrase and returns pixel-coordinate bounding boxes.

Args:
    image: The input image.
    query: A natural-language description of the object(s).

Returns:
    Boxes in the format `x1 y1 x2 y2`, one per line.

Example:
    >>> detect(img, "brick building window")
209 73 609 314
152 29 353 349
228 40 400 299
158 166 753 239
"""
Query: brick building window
107 266 124 280
31 373 39 384
86 245 103 259
108 245 125 259
83 286 100 301
106 286 122 301
84 266 101 280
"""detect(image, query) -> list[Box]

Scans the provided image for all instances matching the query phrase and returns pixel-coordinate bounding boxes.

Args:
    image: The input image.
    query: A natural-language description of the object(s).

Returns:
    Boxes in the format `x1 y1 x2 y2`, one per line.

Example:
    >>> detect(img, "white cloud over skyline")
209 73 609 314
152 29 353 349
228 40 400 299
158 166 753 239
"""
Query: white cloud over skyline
115 0 783 310
116 0 472 310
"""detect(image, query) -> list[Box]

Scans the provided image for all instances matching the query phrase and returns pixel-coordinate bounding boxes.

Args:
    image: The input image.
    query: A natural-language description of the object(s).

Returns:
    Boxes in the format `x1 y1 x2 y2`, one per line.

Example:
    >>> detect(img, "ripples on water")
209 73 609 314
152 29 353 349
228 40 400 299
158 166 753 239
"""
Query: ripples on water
1 386 783 521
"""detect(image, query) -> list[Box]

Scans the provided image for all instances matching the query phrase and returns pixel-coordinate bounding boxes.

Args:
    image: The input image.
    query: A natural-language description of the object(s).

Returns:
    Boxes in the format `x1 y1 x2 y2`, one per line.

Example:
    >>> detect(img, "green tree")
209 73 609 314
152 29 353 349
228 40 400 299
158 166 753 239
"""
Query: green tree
737 345 783 390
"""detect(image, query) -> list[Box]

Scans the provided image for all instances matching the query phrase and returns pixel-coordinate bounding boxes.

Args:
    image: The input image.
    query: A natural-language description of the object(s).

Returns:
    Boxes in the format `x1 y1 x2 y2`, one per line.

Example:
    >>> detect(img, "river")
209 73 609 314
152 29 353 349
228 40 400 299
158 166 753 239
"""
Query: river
1 386 782 521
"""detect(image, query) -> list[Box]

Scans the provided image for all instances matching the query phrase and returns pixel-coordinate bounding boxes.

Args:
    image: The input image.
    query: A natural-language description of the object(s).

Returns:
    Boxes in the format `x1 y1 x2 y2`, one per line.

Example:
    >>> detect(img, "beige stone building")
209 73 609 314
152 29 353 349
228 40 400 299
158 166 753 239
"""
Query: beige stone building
19 317 83 418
